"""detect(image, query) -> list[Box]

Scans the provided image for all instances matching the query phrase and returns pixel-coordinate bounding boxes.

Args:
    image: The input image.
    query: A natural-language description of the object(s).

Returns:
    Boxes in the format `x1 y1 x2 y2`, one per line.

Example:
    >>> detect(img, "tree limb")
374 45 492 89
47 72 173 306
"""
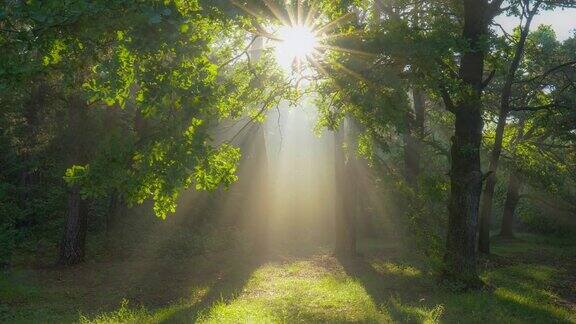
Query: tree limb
515 60 576 84
439 85 456 113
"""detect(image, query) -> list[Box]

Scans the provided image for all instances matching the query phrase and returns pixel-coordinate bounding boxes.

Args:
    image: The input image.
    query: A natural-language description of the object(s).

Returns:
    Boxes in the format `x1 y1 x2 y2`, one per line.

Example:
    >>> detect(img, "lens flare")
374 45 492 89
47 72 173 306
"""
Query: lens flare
275 24 319 70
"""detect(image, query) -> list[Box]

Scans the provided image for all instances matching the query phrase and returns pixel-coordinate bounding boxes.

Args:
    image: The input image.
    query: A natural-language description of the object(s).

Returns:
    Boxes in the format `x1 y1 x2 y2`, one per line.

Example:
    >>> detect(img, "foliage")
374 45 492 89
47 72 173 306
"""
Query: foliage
0 0 298 263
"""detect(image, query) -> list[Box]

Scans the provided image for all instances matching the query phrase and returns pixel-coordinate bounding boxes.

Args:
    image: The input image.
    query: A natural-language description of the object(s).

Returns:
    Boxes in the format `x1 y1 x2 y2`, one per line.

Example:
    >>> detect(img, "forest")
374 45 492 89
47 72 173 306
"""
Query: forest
1 0 575 323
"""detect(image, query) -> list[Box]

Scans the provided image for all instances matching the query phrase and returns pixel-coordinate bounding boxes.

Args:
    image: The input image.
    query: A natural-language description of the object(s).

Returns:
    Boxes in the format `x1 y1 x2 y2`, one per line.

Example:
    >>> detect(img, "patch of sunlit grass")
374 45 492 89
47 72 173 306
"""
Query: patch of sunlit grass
197 299 277 324
386 262 574 323
78 299 198 324
485 265 574 322
387 298 445 324
197 259 390 323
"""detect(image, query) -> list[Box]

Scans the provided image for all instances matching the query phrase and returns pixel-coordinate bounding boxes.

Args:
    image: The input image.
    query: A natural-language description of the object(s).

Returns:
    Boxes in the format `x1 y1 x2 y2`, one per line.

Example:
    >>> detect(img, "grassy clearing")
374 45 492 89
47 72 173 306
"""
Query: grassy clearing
1 233 575 323
197 257 389 323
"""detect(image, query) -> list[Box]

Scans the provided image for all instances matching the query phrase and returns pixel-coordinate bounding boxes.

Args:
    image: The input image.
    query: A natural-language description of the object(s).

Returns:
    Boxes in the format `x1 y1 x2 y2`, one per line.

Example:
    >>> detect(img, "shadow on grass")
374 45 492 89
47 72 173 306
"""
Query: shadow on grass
337 253 432 303
0 246 265 323
154 252 264 323
6 234 574 323
337 244 575 323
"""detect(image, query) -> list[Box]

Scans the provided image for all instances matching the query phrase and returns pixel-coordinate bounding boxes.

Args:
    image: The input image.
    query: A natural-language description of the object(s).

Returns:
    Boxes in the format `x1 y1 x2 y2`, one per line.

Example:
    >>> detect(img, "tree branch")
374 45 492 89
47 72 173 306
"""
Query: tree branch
515 60 576 84
510 103 559 111
439 85 456 113
482 69 496 89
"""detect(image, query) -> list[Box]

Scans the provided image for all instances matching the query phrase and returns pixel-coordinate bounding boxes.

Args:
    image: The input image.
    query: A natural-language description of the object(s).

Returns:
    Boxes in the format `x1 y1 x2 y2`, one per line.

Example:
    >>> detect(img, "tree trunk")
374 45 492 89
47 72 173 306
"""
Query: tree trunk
403 88 425 186
442 0 489 288
478 1 538 254
248 124 270 256
500 171 521 238
58 96 89 266
478 110 506 253
403 112 418 186
334 119 357 256
58 186 88 265
414 88 425 136
359 192 376 238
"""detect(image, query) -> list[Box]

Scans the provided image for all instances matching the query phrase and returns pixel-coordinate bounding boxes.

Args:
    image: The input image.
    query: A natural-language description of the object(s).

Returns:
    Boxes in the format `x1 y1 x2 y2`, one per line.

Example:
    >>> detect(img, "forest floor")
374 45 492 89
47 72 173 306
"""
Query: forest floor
1 233 575 323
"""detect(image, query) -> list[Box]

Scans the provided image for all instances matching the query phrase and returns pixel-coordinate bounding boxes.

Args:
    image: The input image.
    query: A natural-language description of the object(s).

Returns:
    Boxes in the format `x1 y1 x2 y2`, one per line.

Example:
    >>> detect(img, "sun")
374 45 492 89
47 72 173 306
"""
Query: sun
274 24 319 71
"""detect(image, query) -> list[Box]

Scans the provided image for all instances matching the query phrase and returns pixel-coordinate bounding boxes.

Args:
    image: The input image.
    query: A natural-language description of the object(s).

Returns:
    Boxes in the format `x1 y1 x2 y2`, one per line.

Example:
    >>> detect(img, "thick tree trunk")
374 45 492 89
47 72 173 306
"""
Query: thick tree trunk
334 119 357 256
478 2 538 254
443 0 489 288
500 171 521 238
59 186 88 265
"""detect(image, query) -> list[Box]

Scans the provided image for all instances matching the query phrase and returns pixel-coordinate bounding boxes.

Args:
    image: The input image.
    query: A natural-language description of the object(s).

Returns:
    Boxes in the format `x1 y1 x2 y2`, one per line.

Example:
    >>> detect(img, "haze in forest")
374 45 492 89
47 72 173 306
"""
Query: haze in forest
1 1 575 323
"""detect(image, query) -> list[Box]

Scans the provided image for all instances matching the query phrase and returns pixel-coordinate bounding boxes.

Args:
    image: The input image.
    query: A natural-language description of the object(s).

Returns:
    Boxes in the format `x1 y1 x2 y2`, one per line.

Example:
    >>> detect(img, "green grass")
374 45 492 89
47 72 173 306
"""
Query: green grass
197 259 389 323
1 233 575 323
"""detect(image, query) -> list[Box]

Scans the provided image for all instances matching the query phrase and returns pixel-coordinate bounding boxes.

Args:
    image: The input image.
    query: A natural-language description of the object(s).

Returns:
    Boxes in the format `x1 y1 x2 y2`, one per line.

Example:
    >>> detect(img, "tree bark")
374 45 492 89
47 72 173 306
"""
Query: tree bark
477 110 506 253
334 119 357 256
414 88 425 136
58 186 88 265
403 88 425 186
478 1 539 254
500 171 521 238
442 0 489 288
58 96 89 266
403 112 418 186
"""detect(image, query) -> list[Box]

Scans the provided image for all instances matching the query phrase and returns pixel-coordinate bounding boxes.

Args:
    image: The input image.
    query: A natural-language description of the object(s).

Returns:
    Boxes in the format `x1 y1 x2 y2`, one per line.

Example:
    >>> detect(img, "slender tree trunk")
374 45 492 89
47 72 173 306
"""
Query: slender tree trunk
403 112 418 186
334 119 357 256
478 1 539 254
358 184 376 238
59 186 88 265
403 88 425 186
500 171 521 238
249 124 270 256
402 0 425 187
58 96 89 266
443 0 489 288
414 88 425 136
478 111 506 252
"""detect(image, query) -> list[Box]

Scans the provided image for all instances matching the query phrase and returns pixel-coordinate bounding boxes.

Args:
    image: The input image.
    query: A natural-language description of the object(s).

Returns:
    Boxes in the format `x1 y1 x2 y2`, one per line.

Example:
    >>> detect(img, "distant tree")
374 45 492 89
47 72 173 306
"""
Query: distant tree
478 0 576 254
497 28 576 237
